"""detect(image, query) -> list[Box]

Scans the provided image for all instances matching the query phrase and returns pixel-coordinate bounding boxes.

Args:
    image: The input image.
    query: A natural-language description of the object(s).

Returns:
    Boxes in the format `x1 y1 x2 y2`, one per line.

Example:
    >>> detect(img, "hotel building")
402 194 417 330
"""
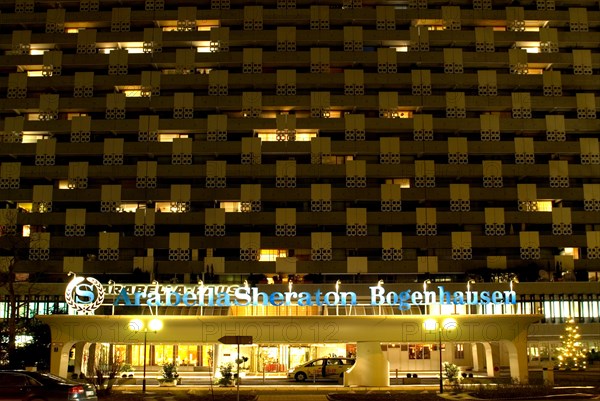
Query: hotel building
0 0 599 385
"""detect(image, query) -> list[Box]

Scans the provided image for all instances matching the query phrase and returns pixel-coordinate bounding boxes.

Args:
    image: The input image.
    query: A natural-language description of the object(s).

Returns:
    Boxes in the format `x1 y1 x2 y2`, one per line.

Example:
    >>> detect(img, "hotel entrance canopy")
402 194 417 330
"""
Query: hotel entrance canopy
40 313 542 385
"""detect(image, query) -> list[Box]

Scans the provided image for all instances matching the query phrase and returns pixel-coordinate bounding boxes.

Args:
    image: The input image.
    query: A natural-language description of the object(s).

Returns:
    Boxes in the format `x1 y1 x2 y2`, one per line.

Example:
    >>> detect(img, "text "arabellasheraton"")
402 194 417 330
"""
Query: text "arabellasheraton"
114 286 516 310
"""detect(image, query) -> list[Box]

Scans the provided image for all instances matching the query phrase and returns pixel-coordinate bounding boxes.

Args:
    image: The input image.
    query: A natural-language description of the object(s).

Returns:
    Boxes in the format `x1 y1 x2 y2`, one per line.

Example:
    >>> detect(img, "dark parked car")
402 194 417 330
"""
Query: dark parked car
0 371 98 401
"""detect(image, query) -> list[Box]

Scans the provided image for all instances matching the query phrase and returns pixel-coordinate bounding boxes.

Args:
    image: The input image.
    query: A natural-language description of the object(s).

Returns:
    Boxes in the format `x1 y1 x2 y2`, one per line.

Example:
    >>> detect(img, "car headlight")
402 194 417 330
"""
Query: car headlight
288 369 294 373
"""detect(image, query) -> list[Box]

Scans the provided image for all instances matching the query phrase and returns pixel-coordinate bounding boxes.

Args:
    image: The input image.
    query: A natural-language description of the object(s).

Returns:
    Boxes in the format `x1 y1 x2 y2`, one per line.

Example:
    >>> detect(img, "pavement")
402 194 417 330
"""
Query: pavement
117 384 473 401
116 386 600 401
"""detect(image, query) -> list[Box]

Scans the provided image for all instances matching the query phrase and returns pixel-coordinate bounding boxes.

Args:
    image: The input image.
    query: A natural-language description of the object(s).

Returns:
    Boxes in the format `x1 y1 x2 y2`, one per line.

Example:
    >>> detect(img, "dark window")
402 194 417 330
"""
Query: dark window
0 373 27 386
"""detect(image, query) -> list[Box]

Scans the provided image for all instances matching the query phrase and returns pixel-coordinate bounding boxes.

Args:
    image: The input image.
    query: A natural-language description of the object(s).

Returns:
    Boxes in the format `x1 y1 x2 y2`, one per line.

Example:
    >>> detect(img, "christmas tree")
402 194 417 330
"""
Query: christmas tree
556 318 587 370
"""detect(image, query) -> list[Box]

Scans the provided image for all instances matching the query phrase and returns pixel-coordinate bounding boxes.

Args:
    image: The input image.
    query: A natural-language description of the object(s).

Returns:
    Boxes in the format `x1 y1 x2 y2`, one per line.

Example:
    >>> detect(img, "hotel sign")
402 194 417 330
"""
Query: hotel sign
65 275 517 313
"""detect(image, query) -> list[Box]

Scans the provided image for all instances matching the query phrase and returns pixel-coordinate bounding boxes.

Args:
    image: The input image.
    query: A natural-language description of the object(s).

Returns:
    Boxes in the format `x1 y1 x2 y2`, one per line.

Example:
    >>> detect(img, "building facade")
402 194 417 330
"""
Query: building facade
0 0 599 385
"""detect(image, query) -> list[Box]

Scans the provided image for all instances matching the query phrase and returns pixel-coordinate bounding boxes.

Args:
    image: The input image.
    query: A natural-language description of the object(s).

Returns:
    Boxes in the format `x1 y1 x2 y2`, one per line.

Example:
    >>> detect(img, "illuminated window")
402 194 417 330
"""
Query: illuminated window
124 45 144 54
162 22 219 32
26 70 43 77
409 344 431 359
17 203 32 212
102 47 146 55
22 225 31 237
414 20 443 29
66 113 87 120
27 114 41 121
493 27 506 32
528 68 544 75
22 132 49 143
455 343 465 359
562 248 580 260
196 42 211 53
259 249 288 262
120 203 142 213
385 178 411 188
15 335 33 347
155 202 172 213
159 134 188 142
255 130 318 142
394 46 408 52
66 28 80 33
30 50 45 55
219 202 241 213
322 155 353 165
516 41 541 54
118 86 143 97
535 201 553 212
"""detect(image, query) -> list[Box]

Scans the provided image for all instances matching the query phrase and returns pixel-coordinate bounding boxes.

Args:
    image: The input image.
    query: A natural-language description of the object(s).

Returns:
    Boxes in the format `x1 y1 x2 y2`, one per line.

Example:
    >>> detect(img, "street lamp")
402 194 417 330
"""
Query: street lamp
423 318 456 394
423 279 431 314
509 275 519 314
129 318 163 392
377 280 384 315
335 280 341 315
466 279 476 315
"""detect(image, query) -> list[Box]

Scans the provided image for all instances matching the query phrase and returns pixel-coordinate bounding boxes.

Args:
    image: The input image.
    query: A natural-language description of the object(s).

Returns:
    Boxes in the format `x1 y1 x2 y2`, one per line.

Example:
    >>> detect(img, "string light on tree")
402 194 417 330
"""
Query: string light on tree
556 318 587 370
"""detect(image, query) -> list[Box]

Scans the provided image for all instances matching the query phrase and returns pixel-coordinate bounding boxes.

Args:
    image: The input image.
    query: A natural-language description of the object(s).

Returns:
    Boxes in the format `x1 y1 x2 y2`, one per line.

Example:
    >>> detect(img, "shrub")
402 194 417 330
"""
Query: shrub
473 382 554 399
443 362 462 384
160 362 179 381
216 363 234 386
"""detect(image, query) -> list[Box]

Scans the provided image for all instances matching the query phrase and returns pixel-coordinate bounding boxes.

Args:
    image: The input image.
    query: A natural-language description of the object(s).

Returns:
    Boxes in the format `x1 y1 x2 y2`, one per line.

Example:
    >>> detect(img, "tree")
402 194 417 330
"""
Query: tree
0 240 23 367
5 318 51 370
556 318 587 370
0 229 47 368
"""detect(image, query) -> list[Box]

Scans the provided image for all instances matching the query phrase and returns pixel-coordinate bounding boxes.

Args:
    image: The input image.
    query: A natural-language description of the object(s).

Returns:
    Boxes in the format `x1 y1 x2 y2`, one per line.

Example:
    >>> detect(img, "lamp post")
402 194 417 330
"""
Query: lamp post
466 279 476 315
335 280 341 316
424 318 456 394
509 275 519 314
423 279 431 314
129 318 163 393
377 280 384 315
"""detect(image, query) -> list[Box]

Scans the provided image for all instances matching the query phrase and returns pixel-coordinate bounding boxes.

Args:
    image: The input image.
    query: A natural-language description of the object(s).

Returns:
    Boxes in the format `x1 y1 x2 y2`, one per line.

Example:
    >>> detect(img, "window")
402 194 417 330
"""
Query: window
23 132 50 143
120 203 142 213
409 344 431 359
159 134 188 142
116 86 142 97
255 129 318 142
384 178 410 188
455 343 465 359
66 113 87 120
535 201 553 212
219 202 241 213
196 43 211 53
259 249 287 262
17 203 32 212
322 155 353 165
562 248 580 260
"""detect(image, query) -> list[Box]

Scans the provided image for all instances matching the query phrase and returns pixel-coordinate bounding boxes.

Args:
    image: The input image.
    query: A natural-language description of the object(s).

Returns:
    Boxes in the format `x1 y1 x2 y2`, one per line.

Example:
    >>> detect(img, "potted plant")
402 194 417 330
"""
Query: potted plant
215 363 234 387
158 362 179 387
119 363 135 378
234 356 249 383
443 362 463 390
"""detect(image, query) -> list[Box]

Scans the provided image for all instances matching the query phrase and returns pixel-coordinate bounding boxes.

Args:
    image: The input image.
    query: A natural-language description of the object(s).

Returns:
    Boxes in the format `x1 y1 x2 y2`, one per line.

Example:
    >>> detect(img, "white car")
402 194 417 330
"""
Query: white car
287 357 355 382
